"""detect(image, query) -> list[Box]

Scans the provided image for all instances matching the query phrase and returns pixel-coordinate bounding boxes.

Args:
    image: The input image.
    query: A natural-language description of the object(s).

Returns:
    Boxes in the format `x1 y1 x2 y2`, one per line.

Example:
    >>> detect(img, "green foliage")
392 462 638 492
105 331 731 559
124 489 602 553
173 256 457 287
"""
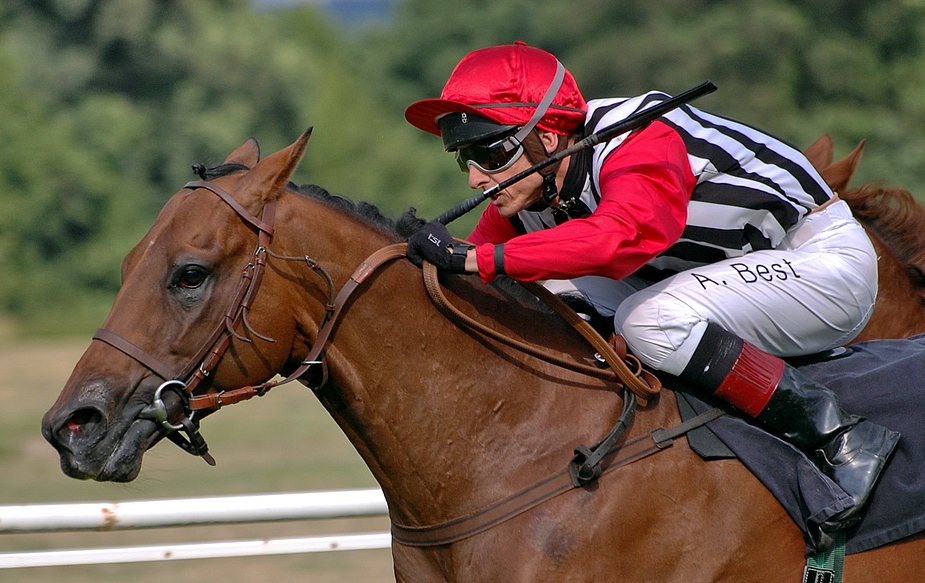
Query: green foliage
0 0 460 335
2 0 925 335
363 0 925 191
0 45 143 334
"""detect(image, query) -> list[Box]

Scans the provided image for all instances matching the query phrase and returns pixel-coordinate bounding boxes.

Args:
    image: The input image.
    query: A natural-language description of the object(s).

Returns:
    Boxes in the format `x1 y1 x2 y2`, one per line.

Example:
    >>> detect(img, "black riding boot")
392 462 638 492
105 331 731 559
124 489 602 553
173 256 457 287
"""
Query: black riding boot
680 323 900 530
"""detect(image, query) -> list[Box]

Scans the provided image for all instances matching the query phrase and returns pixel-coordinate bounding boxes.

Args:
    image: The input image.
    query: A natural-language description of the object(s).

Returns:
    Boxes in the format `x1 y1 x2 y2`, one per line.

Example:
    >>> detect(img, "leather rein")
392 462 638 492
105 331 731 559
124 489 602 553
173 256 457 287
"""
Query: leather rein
92 178 724 547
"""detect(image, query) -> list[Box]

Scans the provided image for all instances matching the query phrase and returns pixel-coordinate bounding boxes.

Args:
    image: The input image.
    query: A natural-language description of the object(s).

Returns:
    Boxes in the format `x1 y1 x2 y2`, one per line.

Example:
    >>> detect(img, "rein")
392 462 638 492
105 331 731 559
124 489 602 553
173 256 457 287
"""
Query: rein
422 262 660 400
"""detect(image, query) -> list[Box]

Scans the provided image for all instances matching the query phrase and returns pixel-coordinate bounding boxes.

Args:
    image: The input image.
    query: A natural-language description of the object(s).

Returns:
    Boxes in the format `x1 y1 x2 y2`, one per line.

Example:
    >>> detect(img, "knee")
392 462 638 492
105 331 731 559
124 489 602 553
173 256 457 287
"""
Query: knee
614 292 659 347
614 292 707 374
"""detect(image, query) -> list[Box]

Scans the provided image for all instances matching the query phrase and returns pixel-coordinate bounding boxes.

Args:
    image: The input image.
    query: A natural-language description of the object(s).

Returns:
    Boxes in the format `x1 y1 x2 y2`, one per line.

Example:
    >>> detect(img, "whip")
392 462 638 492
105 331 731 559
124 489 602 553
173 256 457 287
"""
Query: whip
435 80 718 225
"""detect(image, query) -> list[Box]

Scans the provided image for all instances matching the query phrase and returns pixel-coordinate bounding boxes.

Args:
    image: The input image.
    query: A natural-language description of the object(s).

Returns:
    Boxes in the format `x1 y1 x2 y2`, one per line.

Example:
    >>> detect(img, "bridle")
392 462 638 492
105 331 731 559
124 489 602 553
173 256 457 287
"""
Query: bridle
91 179 397 465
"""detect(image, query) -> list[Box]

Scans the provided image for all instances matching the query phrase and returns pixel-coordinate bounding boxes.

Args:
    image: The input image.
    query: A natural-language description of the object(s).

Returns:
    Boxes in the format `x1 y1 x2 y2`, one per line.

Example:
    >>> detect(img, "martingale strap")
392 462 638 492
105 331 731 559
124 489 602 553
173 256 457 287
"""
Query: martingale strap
391 406 726 547
389 255 716 547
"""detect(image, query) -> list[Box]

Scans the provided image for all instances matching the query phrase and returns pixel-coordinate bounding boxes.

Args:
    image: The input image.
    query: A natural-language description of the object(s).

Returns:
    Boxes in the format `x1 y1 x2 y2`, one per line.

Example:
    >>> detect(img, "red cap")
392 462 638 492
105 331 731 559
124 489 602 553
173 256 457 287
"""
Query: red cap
405 42 587 137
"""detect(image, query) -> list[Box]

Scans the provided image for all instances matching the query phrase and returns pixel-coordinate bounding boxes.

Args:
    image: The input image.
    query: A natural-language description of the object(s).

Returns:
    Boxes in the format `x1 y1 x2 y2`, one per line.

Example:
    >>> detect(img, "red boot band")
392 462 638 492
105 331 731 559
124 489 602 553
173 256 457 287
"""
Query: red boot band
713 343 786 417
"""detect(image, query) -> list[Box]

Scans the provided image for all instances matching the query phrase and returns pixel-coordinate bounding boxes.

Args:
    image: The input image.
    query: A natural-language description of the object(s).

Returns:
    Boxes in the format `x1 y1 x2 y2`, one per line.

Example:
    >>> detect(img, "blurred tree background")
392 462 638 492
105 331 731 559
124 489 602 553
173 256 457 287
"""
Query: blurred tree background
1 0 924 336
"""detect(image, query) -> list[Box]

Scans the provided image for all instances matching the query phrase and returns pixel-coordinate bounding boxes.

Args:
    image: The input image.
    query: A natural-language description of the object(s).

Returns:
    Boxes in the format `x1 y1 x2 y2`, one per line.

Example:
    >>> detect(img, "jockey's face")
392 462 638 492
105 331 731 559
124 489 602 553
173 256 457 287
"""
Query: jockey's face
466 130 566 218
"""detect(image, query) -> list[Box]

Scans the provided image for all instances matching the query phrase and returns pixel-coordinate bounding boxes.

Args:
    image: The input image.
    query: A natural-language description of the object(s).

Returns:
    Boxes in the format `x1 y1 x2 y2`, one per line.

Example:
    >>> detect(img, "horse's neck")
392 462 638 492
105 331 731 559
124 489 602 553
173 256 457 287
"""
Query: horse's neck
277 211 672 526
851 227 925 343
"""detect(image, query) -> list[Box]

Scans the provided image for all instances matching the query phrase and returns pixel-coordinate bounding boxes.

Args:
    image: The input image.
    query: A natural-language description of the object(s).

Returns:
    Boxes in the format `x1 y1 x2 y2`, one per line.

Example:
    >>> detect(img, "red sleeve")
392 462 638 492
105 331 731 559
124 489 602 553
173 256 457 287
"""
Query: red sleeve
467 203 519 245
474 121 695 283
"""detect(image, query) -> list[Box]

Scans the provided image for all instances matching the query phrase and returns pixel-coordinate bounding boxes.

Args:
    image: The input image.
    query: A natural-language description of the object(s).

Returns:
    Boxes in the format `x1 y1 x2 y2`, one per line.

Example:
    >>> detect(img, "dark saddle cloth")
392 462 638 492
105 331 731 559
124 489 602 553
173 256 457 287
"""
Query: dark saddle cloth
673 334 925 556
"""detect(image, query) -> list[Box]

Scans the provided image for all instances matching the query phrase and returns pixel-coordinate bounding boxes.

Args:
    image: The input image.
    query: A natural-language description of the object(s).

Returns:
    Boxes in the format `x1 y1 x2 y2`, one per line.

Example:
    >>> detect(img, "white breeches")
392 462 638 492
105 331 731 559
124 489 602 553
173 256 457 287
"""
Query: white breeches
546 200 878 376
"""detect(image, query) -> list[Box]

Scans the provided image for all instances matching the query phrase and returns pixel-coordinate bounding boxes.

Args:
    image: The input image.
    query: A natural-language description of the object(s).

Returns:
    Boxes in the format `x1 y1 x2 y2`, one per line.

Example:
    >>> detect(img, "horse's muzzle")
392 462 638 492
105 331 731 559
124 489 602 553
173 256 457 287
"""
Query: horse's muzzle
41 380 163 482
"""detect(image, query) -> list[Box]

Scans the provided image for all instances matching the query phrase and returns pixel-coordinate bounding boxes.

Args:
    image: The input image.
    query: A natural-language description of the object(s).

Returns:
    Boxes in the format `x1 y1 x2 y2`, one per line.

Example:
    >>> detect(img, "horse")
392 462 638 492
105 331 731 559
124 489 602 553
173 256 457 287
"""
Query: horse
803 134 925 343
42 130 925 581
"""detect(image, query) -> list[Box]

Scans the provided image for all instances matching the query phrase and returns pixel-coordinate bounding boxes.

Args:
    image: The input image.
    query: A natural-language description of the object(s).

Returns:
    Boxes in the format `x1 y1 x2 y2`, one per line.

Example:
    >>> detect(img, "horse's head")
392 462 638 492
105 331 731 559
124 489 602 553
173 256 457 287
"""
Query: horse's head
42 129 314 481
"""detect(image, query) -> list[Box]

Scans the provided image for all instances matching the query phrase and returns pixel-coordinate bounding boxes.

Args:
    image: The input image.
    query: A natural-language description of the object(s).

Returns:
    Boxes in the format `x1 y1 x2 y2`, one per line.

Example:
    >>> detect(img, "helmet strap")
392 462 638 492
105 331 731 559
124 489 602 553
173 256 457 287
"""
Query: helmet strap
523 132 567 211
497 60 565 153
541 172 559 206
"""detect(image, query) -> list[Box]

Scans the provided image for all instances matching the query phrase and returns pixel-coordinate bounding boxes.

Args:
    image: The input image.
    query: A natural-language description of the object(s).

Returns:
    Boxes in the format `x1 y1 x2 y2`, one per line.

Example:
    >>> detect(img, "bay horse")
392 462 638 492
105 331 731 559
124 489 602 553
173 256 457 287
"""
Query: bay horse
803 134 925 343
42 130 925 581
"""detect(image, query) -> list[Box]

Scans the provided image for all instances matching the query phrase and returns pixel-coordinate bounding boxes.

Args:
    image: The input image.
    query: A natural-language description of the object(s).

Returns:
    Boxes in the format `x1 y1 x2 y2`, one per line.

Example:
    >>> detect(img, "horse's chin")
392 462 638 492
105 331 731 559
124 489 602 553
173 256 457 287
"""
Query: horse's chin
58 419 162 482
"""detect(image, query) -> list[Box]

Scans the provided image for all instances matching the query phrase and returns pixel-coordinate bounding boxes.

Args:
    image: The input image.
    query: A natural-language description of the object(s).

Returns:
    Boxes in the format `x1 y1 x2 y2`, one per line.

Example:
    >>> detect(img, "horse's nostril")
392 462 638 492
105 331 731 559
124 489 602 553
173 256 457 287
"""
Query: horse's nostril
60 408 104 439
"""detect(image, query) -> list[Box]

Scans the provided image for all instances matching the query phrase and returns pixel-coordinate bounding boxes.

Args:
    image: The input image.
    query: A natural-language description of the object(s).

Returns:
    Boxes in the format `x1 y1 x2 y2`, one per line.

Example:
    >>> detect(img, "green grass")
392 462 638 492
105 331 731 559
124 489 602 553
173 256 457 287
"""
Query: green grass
0 339 395 582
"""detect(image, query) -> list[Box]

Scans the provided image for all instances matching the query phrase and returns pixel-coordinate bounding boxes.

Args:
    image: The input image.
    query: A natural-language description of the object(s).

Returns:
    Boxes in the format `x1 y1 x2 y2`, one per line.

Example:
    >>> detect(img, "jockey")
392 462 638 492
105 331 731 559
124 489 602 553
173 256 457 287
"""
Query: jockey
404 42 899 531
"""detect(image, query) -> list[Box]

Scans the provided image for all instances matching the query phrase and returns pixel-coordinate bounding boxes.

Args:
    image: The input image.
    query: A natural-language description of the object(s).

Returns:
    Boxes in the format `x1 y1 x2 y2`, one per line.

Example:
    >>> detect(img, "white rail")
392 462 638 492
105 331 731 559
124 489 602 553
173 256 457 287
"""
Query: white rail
0 533 392 568
0 488 388 533
0 489 392 569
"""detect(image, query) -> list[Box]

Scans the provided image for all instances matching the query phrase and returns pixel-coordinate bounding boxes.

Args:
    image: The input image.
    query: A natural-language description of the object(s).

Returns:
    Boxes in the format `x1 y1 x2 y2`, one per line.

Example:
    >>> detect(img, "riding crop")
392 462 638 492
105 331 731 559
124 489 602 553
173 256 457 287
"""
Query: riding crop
434 80 718 225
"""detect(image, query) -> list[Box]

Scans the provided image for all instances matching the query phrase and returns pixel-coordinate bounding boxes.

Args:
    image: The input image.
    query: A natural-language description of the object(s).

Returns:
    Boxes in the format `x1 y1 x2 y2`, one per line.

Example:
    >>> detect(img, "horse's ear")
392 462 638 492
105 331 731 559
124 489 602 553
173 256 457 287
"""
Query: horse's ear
224 137 261 167
804 134 834 172
240 127 313 203
821 139 866 194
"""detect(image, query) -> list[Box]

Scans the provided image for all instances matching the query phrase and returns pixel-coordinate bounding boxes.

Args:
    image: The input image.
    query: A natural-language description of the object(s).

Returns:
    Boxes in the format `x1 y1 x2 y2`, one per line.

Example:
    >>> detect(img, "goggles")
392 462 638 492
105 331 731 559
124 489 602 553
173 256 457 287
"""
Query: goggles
455 139 525 174
446 59 566 175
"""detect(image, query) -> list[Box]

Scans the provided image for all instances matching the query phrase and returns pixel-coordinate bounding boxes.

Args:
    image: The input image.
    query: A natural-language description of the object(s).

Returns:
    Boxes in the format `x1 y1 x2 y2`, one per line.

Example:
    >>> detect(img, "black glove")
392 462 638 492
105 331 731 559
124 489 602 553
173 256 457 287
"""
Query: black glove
406 221 473 274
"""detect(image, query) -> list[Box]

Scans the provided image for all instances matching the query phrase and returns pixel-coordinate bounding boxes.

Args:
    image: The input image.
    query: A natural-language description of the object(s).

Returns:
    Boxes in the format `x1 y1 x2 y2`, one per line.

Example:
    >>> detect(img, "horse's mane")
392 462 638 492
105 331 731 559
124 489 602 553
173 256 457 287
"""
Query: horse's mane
193 161 426 240
842 183 925 270
292 182 427 240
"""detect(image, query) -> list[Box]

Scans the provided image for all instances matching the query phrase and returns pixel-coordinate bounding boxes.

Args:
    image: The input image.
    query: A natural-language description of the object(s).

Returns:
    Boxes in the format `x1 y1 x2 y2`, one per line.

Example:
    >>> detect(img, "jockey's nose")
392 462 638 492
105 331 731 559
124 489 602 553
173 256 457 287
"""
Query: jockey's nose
467 165 493 190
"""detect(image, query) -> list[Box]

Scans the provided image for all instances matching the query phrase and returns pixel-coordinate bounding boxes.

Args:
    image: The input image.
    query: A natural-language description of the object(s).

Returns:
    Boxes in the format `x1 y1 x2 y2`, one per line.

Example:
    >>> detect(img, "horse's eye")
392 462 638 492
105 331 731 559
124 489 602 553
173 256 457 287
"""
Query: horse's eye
177 267 207 289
